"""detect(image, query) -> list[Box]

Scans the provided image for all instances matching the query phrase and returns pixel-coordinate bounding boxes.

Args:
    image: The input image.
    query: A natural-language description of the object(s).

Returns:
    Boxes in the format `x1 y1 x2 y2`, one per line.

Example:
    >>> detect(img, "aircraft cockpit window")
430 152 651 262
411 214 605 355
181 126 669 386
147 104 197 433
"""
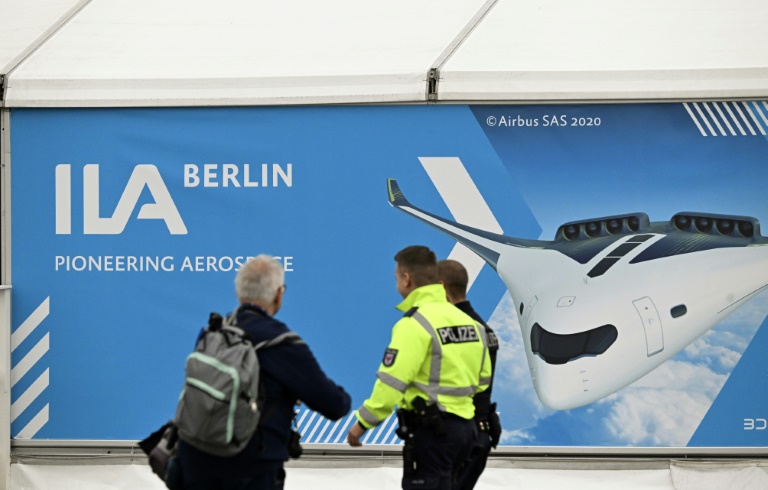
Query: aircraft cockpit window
530 323 618 365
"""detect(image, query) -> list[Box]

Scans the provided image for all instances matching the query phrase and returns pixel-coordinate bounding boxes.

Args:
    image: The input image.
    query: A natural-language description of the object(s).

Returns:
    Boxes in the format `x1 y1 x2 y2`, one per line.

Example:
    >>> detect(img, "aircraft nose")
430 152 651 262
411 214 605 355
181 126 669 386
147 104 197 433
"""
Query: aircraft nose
530 364 594 411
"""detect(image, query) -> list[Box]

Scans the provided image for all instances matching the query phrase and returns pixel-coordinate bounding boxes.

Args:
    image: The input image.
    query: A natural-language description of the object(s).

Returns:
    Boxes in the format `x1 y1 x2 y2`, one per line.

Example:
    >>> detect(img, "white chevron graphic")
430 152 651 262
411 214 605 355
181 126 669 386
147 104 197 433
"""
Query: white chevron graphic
419 157 504 291
11 297 51 438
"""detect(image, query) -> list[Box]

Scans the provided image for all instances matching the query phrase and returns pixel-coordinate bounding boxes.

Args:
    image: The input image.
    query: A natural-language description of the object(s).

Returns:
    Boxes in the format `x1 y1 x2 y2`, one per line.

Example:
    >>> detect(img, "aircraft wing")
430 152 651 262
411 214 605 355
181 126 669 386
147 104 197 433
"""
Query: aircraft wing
387 178 544 269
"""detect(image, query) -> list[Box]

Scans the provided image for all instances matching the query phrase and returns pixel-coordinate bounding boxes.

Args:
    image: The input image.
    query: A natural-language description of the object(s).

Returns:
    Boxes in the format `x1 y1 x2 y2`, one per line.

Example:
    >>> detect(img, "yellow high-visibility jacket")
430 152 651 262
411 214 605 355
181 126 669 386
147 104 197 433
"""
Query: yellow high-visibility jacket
356 284 492 429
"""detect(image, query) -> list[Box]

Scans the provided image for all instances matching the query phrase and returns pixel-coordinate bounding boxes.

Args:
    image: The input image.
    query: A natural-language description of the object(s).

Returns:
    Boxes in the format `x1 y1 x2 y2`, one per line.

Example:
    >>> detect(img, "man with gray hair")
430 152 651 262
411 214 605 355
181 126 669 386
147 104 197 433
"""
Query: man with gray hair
179 254 351 490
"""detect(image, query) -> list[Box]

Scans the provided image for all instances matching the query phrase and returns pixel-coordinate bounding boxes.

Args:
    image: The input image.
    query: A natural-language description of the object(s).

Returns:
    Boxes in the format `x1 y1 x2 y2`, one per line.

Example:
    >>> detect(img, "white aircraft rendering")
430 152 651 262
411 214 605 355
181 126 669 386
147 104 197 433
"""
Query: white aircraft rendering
387 178 768 410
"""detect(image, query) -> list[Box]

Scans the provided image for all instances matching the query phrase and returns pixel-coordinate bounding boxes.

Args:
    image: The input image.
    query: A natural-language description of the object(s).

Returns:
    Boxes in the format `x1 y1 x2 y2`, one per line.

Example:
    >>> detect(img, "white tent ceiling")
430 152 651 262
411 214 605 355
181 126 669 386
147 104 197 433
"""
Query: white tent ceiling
0 0 86 74
2 0 767 107
438 0 768 101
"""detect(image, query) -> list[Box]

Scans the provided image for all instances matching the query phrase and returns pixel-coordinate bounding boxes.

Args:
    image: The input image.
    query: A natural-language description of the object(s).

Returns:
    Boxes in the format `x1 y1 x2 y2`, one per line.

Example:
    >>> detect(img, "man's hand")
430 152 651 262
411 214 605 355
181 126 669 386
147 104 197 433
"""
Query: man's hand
347 421 367 447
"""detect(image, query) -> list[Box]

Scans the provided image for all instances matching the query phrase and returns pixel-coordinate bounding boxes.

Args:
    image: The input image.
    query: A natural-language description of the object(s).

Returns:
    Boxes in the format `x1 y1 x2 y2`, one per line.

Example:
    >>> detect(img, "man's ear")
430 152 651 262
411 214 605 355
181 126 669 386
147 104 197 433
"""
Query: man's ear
272 286 284 312
440 282 453 302
402 271 412 287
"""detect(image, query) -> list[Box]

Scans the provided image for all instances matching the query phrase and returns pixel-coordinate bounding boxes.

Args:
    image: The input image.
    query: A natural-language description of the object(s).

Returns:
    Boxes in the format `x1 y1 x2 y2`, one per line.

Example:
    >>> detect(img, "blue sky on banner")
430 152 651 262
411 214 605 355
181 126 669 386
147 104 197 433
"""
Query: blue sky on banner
469 102 768 446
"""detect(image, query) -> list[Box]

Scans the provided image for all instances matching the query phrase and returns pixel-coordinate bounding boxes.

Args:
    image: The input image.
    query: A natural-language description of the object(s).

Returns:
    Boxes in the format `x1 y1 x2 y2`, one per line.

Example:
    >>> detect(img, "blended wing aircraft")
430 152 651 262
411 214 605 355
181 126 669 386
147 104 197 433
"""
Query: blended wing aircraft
387 178 768 410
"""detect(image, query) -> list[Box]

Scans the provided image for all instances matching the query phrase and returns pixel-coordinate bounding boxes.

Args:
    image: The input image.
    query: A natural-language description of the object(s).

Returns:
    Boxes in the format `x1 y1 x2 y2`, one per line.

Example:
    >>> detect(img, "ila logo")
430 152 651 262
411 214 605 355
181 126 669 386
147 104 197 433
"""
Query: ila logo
56 164 187 235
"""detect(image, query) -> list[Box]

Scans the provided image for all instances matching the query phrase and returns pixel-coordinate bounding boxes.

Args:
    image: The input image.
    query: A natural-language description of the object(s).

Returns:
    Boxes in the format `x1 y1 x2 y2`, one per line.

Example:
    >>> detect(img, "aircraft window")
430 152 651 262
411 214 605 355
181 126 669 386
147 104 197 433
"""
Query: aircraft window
530 323 618 365
671 305 687 318
588 239 647 278
587 257 620 278
608 242 641 257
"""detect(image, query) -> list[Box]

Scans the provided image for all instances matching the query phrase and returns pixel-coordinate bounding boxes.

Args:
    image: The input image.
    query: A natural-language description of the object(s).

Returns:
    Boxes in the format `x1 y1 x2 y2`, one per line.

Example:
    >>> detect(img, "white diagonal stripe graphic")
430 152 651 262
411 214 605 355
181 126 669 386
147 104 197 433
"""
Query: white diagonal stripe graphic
312 419 331 443
713 103 736 136
370 413 395 444
743 102 766 135
752 101 768 128
361 422 376 444
378 412 400 444
295 409 309 428
11 369 49 423
298 411 318 438
16 405 50 439
733 102 757 135
362 412 396 444
305 413 325 442
703 103 726 136
333 413 356 443
323 417 343 443
12 298 50 350
723 102 747 136
419 157 504 291
683 103 707 136
11 333 49 387
693 103 716 136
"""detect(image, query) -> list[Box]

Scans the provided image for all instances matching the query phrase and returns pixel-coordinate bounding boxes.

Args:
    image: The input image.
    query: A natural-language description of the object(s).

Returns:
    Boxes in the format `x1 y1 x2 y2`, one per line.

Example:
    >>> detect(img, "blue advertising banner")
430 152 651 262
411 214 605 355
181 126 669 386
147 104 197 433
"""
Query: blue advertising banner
9 102 768 447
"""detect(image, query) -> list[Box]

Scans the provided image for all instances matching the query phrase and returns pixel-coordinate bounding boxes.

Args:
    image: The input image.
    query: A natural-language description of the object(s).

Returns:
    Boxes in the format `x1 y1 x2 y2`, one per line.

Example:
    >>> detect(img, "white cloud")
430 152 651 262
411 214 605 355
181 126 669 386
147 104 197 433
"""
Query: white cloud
602 388 713 445
598 360 727 445
682 290 768 372
598 289 768 446
500 428 536 445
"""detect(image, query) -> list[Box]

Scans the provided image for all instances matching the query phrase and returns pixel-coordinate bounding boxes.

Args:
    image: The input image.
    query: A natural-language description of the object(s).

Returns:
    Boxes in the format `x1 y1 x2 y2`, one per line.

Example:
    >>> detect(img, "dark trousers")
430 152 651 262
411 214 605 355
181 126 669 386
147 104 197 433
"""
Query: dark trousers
402 415 476 490
183 466 285 490
453 431 492 490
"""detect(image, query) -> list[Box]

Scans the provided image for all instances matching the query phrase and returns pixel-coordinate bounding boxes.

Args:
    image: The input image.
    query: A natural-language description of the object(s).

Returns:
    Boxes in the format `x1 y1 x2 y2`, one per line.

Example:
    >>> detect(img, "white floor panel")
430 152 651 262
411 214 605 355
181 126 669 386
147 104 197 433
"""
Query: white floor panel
10 461 768 490
11 464 676 490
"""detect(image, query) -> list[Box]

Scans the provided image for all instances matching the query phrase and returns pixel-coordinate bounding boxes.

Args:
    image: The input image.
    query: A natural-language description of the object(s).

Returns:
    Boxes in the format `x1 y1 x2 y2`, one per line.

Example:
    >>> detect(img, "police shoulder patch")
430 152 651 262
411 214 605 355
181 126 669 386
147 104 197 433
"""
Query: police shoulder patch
487 330 500 350
383 348 398 367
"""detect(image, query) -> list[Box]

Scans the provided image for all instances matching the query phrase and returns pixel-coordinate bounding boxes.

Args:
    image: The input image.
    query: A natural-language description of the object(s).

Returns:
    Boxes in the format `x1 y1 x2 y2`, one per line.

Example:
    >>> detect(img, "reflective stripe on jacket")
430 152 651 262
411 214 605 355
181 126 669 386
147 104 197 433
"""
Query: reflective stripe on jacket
356 284 491 429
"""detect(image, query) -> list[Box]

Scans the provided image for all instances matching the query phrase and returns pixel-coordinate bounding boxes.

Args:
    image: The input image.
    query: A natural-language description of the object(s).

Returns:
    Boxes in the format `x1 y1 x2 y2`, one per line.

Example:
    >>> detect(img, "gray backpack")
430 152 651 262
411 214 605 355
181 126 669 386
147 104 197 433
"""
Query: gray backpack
175 311 297 457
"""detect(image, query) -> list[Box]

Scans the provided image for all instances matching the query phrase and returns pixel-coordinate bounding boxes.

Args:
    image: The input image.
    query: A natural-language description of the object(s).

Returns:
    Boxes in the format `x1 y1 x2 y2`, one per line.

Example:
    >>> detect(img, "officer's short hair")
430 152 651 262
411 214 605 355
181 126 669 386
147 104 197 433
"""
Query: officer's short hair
235 254 284 304
437 259 468 299
395 245 438 287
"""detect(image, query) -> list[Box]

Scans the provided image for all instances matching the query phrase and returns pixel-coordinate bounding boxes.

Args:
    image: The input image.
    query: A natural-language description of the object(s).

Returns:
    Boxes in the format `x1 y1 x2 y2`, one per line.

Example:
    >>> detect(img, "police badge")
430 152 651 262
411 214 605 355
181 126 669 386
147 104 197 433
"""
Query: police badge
382 348 398 367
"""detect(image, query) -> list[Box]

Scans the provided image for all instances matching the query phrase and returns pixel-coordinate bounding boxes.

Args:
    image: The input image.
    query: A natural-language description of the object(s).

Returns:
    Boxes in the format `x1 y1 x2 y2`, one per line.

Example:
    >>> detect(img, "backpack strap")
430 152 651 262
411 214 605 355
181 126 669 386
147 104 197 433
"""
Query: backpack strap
228 307 305 350
217 312 252 345
255 331 303 350
220 307 305 350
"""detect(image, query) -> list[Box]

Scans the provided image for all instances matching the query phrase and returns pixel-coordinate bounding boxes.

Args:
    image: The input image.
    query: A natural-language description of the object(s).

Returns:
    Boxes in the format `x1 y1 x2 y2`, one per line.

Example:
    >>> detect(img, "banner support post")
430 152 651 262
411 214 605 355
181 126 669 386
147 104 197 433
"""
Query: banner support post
0 286 11 490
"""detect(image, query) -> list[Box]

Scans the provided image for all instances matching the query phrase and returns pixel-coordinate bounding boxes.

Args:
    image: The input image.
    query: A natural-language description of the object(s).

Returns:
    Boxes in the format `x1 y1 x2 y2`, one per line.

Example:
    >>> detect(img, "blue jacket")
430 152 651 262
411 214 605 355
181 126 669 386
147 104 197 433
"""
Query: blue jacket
179 304 351 480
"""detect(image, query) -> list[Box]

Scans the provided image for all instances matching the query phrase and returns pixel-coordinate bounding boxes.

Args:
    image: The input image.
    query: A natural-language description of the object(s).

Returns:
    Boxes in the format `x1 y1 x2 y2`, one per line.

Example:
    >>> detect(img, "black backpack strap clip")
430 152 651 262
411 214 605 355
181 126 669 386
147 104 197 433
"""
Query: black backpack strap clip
208 312 223 331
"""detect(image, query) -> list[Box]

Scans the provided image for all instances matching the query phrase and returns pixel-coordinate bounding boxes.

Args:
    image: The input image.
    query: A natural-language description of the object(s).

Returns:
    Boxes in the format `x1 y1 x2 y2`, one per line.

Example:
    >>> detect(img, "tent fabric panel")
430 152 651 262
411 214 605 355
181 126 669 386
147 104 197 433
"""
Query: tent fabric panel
0 0 85 74
5 0 488 106
440 0 768 100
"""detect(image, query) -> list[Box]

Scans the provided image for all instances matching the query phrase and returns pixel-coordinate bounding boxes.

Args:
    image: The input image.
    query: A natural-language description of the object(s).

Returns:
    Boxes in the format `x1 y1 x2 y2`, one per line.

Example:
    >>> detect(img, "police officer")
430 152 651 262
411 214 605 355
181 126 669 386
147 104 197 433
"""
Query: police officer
347 245 492 490
438 259 501 490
